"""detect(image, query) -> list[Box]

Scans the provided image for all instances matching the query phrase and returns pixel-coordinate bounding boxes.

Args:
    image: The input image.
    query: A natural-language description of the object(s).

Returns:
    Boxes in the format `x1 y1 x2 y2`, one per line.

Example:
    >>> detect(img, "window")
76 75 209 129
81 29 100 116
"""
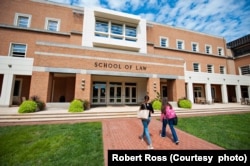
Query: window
218 47 224 56
45 18 60 31
111 23 123 40
111 23 123 35
125 26 136 37
220 66 225 74
205 45 212 54
160 37 168 47
14 13 31 28
10 43 27 57
192 42 199 52
125 25 137 41
95 19 137 42
177 40 184 50
207 64 213 73
193 63 200 72
240 66 250 75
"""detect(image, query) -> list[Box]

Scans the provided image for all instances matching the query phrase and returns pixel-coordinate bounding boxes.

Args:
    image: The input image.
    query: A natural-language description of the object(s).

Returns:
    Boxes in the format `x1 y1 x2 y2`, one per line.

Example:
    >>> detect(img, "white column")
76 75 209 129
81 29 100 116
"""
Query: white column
187 82 193 103
221 84 228 103
235 85 241 103
0 74 15 106
205 83 212 103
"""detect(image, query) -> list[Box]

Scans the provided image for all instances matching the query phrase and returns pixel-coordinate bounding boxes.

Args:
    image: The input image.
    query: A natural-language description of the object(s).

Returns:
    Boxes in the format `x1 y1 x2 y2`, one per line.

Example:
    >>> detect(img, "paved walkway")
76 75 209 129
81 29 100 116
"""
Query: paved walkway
102 117 224 166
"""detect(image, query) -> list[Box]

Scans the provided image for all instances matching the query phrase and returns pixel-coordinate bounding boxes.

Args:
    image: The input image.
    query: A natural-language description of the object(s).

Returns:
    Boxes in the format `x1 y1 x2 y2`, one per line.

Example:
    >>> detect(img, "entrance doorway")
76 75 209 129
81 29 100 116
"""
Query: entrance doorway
125 83 137 104
92 81 137 105
109 82 122 104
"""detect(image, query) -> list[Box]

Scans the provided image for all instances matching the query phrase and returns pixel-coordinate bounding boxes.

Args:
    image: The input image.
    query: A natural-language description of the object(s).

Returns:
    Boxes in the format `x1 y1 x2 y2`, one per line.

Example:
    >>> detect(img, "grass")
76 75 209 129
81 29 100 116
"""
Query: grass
176 113 250 149
0 122 104 166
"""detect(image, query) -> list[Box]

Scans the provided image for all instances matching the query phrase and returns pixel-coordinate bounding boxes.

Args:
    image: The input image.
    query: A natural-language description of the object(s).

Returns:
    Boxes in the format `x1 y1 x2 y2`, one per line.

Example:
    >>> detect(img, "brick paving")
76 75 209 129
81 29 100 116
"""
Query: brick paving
102 117 224 166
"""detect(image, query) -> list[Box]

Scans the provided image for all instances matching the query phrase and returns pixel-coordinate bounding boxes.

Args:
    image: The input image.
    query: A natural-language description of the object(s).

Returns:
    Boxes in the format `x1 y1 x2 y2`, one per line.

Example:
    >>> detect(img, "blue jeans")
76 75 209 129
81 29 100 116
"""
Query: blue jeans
168 118 179 142
141 117 151 145
161 119 168 137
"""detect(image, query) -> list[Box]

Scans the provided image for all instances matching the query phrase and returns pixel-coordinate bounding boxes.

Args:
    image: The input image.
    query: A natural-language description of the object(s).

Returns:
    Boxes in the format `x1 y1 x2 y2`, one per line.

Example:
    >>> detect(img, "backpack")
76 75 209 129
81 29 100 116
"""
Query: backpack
166 106 176 119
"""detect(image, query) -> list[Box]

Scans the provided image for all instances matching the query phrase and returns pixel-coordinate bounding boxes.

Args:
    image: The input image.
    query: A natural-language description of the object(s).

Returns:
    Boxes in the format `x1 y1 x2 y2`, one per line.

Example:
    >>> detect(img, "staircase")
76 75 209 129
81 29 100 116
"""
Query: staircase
0 105 249 124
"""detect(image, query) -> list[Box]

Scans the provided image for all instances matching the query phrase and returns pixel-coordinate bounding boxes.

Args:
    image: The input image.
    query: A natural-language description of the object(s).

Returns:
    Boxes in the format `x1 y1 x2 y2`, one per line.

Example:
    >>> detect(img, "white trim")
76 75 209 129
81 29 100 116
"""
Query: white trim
14 13 32 28
176 39 185 50
191 42 199 52
45 17 61 31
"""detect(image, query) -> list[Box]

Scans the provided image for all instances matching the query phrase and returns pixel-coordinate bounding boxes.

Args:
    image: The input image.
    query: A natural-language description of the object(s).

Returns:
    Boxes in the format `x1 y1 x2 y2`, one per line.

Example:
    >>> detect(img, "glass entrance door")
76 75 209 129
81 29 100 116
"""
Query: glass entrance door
125 83 137 104
109 82 122 104
92 82 106 104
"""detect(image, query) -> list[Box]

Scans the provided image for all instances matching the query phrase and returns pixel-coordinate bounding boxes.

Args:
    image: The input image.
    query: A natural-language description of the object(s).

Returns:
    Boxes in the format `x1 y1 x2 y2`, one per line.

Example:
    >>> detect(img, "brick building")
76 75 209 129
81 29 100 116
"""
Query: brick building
0 0 249 107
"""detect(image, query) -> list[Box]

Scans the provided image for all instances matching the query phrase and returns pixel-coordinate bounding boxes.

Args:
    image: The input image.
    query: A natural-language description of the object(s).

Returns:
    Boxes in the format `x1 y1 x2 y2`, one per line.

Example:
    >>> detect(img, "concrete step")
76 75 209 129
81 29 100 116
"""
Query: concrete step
0 107 249 123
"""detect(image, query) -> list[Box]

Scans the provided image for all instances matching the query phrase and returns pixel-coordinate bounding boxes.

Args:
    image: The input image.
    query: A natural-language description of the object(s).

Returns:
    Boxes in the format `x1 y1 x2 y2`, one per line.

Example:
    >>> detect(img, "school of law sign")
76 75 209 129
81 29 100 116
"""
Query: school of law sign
94 62 147 71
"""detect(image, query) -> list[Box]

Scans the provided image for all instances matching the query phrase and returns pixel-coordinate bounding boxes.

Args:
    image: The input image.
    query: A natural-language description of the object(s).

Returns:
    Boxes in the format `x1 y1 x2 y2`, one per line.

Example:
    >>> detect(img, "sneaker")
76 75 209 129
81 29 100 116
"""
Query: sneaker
175 141 179 145
160 134 166 138
148 145 154 149
139 136 144 141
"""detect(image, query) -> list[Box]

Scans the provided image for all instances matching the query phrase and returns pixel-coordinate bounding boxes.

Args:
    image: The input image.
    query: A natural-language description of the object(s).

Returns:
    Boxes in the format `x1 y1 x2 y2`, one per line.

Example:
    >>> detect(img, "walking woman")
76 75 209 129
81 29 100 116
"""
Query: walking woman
161 99 179 145
139 95 154 149
160 98 168 137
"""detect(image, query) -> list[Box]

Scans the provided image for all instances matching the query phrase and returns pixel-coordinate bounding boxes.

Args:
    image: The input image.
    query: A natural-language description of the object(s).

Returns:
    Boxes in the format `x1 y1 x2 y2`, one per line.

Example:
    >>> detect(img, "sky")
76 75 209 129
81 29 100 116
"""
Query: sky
49 0 250 42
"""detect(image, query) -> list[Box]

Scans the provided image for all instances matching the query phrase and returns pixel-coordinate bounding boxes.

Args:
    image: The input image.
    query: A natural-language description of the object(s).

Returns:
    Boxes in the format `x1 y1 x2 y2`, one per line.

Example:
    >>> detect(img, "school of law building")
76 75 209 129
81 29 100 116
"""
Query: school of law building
0 0 250 107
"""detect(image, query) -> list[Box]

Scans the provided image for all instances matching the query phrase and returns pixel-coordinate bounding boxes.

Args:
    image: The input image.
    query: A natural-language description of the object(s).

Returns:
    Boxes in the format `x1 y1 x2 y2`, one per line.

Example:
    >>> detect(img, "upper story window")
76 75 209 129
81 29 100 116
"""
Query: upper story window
45 18 60 31
111 23 123 40
14 13 31 28
177 40 184 50
205 45 212 54
9 43 27 58
95 19 137 42
218 47 224 56
207 64 213 73
193 63 200 72
192 42 199 52
125 25 137 41
220 66 225 74
160 37 168 47
240 65 250 75
125 26 136 37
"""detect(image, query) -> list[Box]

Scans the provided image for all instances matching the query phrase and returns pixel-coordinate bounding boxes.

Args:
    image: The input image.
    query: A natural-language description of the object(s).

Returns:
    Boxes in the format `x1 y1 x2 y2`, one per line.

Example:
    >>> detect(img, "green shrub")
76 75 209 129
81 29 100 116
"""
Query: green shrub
77 99 90 110
178 98 192 109
152 100 162 111
83 100 90 110
68 99 84 112
30 95 46 111
18 100 37 113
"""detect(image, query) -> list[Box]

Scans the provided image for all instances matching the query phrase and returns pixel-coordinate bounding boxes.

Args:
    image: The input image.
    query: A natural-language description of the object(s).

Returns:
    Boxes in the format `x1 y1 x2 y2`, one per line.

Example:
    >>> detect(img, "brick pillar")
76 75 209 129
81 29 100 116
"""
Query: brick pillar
147 77 160 101
75 73 91 103
29 71 50 102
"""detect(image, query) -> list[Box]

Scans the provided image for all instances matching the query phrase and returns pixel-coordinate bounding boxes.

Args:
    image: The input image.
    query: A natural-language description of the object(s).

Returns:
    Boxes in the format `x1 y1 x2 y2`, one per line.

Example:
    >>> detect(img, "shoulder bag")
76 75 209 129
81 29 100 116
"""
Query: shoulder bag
137 104 149 120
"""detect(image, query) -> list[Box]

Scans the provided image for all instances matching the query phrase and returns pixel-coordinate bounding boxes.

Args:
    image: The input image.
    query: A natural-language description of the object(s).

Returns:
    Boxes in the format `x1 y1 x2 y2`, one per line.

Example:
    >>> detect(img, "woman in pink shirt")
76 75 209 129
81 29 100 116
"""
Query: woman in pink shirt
160 98 179 145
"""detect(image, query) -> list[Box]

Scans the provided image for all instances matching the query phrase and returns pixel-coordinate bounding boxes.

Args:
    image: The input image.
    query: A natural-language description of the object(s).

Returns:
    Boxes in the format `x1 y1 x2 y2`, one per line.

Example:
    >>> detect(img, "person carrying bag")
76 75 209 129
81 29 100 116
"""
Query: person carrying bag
138 95 154 149
162 100 179 145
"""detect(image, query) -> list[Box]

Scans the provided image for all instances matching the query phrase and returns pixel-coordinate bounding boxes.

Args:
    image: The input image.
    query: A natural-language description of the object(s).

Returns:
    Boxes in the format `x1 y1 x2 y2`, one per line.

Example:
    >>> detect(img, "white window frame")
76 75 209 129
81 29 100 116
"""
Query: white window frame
240 65 250 75
205 44 212 54
9 43 27 58
191 42 199 52
220 66 225 74
95 19 137 42
217 47 224 56
160 37 168 47
45 17 60 31
193 63 200 72
14 13 32 28
176 39 184 50
207 64 214 73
